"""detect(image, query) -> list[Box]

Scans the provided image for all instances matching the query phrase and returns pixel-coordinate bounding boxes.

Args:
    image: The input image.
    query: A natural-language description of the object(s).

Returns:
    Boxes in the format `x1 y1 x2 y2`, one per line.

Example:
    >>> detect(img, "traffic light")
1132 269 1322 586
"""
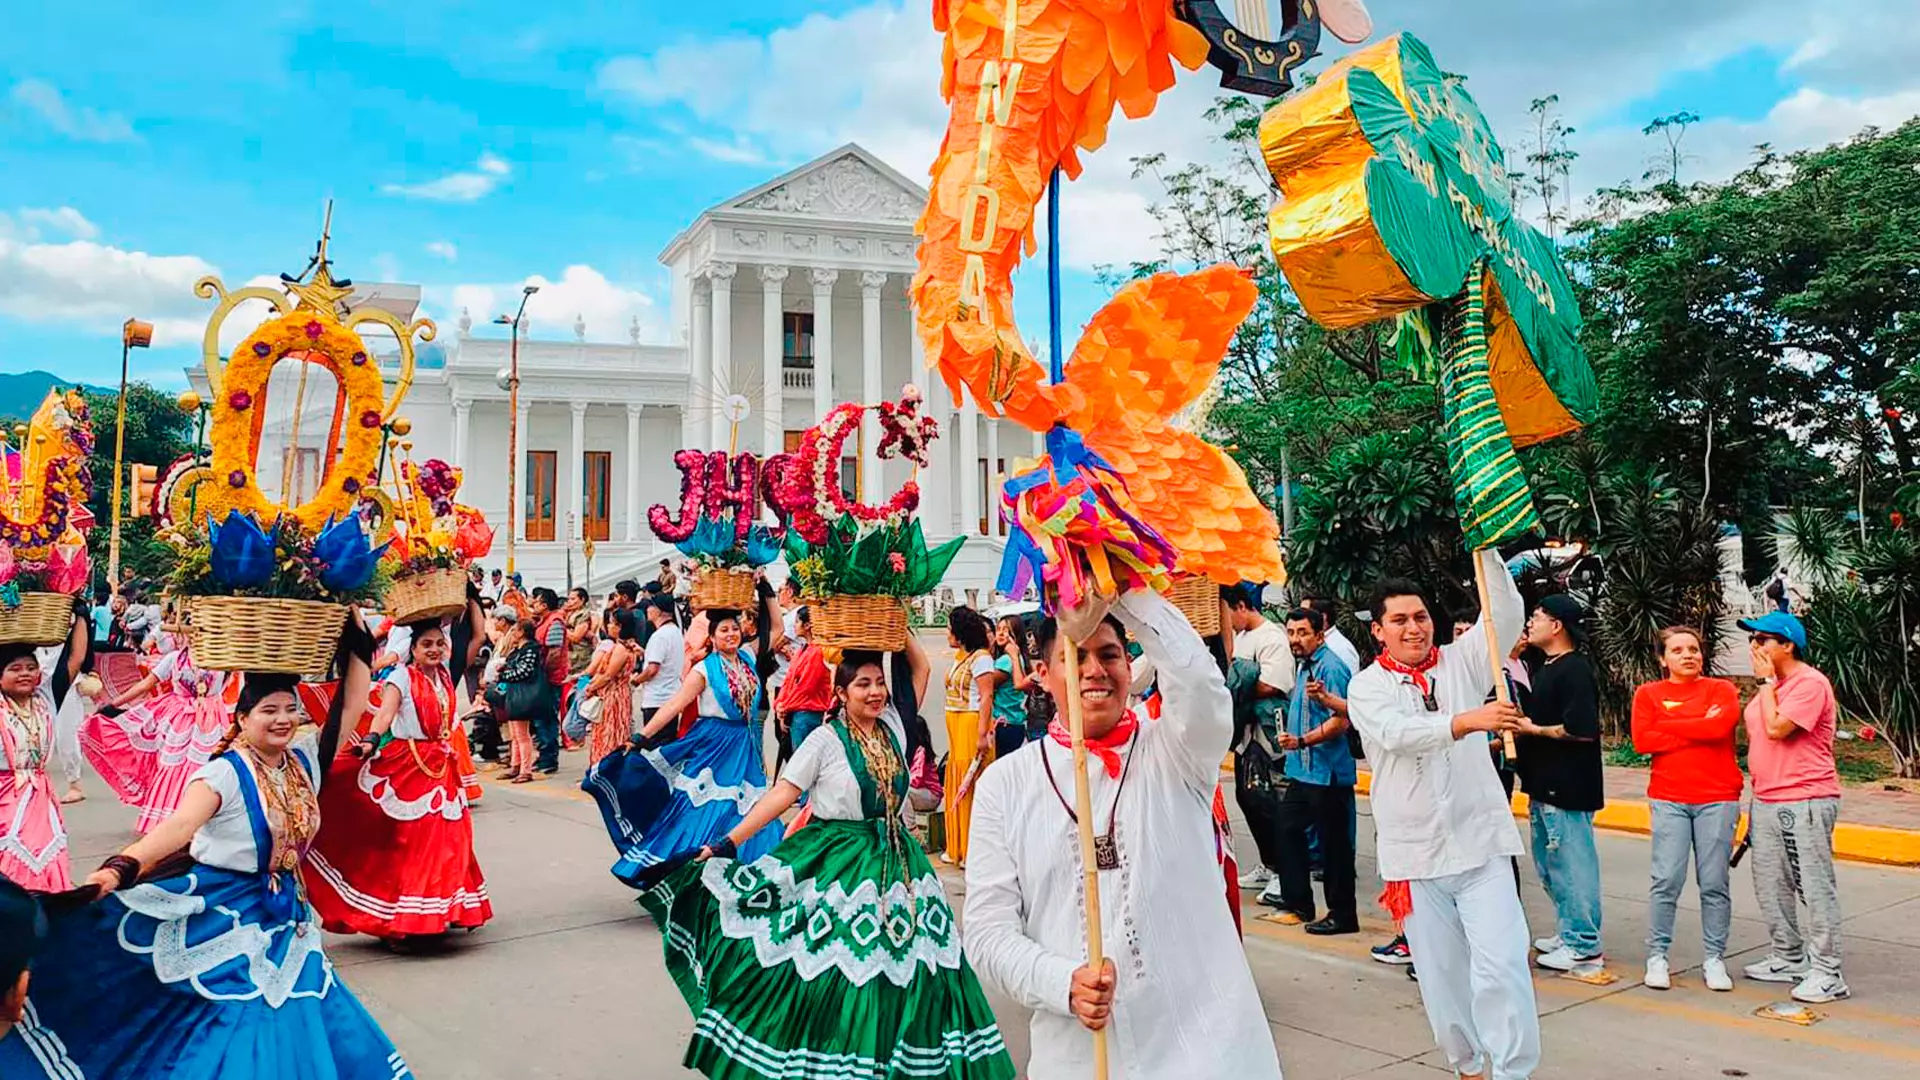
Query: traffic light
130 464 160 518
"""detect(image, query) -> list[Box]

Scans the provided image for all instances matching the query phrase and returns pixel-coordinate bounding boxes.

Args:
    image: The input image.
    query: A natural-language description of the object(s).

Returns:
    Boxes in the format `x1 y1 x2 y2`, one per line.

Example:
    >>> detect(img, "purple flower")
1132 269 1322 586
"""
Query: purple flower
305 320 324 339
228 390 252 411
342 476 361 494
351 351 367 366
227 469 247 488
252 341 272 357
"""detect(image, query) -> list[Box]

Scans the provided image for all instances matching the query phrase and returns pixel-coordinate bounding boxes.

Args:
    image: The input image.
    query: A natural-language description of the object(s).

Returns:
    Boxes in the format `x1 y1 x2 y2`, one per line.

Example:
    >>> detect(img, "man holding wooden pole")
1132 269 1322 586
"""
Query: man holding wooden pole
963 589 1281 1080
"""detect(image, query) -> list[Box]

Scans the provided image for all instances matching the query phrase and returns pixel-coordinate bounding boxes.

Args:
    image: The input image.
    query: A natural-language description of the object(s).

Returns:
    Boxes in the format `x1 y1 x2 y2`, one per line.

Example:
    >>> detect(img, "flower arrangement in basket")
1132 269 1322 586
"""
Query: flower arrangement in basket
776 389 963 654
648 450 782 611
382 457 493 623
0 389 96 645
163 226 432 673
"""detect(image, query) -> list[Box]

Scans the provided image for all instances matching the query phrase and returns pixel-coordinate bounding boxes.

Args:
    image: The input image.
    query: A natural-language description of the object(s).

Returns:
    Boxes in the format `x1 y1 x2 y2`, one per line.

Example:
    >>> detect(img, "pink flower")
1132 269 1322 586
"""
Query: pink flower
888 552 906 573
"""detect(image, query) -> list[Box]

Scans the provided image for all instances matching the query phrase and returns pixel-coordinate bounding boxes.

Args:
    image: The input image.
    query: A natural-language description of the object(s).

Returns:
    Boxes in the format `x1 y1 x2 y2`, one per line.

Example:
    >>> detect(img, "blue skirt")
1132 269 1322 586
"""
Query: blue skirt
0 865 409 1079
582 715 783 888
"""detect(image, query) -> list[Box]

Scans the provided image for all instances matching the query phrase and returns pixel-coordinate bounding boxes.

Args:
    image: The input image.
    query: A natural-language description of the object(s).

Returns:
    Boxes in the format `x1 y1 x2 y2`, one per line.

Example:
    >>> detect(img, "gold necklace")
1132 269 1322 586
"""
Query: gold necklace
3 696 46 775
246 745 318 876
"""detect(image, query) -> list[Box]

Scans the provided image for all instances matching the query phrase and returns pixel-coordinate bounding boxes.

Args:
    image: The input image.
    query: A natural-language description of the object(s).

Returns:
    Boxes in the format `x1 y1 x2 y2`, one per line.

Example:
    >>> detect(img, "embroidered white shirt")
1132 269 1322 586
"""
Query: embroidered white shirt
963 590 1281 1080
781 706 911 824
1346 550 1527 882
187 733 322 873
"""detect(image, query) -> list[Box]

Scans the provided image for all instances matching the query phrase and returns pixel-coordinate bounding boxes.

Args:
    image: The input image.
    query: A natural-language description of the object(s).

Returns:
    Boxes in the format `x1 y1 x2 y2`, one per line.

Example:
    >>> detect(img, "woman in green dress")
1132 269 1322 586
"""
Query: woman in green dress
641 634 1015 1080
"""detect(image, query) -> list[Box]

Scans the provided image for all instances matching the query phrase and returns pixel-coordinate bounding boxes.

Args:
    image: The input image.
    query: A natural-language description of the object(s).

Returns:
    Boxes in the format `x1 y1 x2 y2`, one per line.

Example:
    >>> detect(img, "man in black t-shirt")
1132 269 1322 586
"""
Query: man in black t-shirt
1516 594 1606 971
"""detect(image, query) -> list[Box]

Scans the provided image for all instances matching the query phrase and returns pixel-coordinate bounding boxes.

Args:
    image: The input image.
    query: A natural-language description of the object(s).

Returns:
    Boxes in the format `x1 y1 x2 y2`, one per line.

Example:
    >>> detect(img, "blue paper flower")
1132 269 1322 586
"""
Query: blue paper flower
744 525 780 568
206 511 276 590
674 515 735 561
313 514 387 594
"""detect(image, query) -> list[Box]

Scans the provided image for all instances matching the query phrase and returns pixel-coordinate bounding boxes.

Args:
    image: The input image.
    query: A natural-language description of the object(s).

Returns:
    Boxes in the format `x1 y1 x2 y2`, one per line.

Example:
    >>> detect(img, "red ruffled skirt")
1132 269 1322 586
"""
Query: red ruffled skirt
303 738 492 938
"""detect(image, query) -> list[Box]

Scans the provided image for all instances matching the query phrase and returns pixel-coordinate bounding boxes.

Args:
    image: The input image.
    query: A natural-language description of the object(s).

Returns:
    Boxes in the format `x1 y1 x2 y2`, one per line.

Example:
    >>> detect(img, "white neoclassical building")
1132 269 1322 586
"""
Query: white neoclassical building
212 145 1032 596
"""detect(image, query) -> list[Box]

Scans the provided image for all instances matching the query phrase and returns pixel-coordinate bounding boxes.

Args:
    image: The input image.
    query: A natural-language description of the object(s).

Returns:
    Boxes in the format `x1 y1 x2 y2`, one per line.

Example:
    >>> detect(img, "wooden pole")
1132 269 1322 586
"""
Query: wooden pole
1472 548 1517 758
1060 632 1110 1078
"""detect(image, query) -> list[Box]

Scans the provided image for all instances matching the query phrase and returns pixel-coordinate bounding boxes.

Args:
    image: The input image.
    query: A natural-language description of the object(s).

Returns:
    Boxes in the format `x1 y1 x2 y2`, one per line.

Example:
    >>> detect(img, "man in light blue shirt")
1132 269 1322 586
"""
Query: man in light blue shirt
1274 606 1358 934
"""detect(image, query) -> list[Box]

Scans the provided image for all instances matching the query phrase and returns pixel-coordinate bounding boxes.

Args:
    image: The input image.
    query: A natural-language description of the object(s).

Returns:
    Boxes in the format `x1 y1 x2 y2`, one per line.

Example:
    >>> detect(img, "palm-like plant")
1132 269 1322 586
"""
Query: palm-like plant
1776 508 1920 777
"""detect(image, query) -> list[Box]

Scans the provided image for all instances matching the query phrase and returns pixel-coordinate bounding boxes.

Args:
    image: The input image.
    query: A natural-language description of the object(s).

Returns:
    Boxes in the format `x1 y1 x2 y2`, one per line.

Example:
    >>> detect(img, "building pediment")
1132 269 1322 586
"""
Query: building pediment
721 145 925 224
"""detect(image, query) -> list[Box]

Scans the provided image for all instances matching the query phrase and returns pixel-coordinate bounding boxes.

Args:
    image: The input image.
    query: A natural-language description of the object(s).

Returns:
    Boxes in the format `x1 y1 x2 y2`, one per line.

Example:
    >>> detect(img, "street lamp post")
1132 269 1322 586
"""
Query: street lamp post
110 317 154 584
495 285 539 577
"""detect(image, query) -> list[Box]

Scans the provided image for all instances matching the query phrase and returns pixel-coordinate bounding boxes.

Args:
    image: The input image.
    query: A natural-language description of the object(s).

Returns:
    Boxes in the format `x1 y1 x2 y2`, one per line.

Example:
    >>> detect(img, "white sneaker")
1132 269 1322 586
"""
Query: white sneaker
1257 879 1288 908
1743 955 1810 984
1643 955 1671 990
1702 956 1733 992
1238 865 1275 889
1790 972 1850 1004
1533 935 1565 954
1535 945 1602 972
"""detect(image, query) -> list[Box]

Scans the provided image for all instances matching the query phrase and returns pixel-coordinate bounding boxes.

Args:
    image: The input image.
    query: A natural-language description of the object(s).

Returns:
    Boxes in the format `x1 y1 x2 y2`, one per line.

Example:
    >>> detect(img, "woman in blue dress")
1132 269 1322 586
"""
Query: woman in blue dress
583 606 784 888
0 617 413 1080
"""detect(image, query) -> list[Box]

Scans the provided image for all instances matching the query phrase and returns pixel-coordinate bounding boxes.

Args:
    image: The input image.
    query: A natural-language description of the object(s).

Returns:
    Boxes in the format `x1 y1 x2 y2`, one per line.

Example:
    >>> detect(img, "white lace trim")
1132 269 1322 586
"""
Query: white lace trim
90 704 225 767
305 850 490 920
354 753 468 822
640 747 764 814
115 875 335 1007
0 780 68 874
693 1007 1006 1079
701 856 961 988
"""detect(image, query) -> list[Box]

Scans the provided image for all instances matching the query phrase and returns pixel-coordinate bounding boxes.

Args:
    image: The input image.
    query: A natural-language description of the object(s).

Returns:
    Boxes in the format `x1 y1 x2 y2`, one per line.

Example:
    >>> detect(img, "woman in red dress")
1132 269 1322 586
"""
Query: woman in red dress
303 622 493 942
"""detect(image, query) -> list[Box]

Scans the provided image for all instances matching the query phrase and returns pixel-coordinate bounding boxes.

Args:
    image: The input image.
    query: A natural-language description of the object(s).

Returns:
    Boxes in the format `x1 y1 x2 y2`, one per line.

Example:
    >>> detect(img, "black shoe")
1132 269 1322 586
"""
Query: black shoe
1407 963 1418 981
1311 868 1325 882
1304 916 1360 936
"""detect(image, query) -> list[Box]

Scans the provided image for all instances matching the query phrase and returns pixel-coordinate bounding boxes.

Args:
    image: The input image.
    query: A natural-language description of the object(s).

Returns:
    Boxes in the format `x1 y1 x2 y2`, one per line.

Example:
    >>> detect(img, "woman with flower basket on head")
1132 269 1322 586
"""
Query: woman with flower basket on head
82 640 241 834
626 638 1013 1080
303 618 493 944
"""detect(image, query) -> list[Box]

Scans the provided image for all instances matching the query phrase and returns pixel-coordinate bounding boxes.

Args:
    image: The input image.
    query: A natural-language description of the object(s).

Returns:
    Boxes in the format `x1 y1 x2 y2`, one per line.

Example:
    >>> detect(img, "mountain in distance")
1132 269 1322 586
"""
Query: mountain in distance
0 370 110 422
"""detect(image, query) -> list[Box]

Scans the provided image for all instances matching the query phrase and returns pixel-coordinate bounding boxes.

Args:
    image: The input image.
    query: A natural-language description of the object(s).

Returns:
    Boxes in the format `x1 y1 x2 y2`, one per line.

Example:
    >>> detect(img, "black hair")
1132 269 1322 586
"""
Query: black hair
1034 612 1128 662
0 877 46 991
659 558 671 567
1367 577 1431 625
995 612 1031 660
0 643 40 673
615 579 640 601
235 672 301 716
531 587 561 610
1302 593 1339 619
706 607 742 630
606 608 641 642
822 649 934 765
948 606 992 653
1223 584 1259 611
1285 607 1327 633
569 586 590 604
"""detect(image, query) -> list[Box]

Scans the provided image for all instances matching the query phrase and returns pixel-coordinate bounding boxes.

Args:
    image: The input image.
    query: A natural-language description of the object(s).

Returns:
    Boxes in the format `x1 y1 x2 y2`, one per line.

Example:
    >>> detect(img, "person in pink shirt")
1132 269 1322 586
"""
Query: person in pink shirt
1737 611 1847 1003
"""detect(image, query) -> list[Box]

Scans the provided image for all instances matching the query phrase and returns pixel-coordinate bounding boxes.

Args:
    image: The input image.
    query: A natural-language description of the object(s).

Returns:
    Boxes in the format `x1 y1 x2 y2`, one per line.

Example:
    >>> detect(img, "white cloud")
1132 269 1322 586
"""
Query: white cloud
429 265 664 345
0 234 218 346
686 134 772 166
381 153 512 202
597 0 1920 271
9 79 136 142
424 240 459 262
18 207 99 240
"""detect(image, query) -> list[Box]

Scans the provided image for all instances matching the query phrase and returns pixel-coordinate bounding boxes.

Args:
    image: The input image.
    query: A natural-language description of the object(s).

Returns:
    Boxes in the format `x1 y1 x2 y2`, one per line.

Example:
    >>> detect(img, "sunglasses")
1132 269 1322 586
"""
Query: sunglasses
1749 633 1786 646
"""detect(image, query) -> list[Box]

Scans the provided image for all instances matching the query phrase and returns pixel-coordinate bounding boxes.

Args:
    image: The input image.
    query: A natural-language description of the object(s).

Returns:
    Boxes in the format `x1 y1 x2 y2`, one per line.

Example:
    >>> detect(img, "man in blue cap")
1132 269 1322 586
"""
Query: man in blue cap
1737 609 1848 1003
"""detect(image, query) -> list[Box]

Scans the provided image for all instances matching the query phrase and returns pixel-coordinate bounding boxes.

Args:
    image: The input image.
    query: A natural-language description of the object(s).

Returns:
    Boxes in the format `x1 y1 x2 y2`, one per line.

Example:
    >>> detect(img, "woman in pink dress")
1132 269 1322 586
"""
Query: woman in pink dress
81 644 238 833
1 643 73 890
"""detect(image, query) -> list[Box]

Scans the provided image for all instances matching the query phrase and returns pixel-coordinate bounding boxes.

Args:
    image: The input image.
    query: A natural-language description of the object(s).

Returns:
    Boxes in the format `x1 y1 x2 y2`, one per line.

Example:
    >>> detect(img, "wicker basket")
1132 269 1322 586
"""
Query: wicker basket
691 567 756 613
186 596 348 675
0 592 75 647
810 593 910 653
1167 576 1223 637
388 567 468 625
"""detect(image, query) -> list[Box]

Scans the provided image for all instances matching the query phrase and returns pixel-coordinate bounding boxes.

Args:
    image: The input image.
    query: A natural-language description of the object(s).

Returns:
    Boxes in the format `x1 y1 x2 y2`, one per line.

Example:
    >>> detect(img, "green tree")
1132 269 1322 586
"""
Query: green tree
81 382 193 587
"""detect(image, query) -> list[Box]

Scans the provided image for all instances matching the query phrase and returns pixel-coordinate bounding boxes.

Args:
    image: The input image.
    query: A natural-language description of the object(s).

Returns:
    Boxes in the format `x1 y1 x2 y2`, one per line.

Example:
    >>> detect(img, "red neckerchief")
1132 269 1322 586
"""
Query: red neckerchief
1376 647 1441 698
408 664 454 740
1048 711 1140 779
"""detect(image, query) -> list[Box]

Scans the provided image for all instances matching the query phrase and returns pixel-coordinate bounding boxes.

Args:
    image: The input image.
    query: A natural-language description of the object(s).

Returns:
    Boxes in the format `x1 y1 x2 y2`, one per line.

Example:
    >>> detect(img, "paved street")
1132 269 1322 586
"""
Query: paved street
61 740 1920 1080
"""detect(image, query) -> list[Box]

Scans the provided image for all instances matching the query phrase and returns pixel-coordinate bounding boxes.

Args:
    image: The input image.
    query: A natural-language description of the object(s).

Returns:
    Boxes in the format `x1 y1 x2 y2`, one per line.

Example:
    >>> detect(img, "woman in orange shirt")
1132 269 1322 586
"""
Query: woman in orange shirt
1630 625 1743 992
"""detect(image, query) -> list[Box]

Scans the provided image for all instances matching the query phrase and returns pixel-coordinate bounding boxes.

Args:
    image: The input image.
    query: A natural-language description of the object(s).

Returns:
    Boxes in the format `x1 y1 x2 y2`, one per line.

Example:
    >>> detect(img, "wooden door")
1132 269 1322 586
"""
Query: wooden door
583 451 611 542
527 450 556 542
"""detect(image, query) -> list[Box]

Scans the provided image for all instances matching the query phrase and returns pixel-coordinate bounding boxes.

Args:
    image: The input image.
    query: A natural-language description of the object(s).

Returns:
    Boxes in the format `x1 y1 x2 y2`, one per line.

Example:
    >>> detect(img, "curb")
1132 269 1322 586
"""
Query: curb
1352 771 1920 869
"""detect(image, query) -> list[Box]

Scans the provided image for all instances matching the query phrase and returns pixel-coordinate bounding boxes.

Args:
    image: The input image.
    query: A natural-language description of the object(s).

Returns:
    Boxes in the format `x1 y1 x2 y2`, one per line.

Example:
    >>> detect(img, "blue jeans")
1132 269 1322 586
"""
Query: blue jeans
532 682 561 771
1529 802 1602 956
787 710 826 749
1647 799 1740 959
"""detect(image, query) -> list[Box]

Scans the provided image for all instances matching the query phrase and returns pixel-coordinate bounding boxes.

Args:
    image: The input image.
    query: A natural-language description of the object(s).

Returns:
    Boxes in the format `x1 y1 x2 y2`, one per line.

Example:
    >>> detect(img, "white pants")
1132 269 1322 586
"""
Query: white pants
1405 858 1541 1080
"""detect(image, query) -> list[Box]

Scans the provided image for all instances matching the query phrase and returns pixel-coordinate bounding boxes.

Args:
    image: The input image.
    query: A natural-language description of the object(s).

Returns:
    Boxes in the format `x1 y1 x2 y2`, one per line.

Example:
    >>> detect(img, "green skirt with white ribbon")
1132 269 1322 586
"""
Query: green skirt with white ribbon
642 817 1015 1080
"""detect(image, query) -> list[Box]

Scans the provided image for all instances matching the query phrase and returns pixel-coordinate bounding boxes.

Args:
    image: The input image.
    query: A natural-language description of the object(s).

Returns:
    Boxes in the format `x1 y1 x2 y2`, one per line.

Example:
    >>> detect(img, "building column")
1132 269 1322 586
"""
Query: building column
759 265 789 456
915 330 952 536
568 401 587 543
957 387 980 536
452 397 471 472
859 271 888 499
709 261 737 451
985 418 1002 537
513 402 530 544
689 283 712 449
625 404 643 541
810 269 837 427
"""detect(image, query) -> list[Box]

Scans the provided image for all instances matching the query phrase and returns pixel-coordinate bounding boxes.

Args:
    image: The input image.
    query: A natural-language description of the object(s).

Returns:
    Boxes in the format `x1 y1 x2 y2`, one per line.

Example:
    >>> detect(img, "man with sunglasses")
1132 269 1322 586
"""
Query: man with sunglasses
1347 554 1536 1080
1738 610 1848 1003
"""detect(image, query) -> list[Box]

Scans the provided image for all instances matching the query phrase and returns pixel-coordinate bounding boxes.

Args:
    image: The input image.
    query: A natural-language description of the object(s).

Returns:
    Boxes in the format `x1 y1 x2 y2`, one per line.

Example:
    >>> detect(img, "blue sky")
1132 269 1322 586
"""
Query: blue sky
3 0 1916 388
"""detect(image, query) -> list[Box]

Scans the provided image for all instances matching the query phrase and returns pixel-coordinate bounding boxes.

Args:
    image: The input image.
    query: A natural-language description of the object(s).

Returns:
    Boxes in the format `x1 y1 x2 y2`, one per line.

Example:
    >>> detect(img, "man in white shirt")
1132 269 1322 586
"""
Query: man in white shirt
1346 554 1536 1080
634 596 685 730
964 590 1282 1080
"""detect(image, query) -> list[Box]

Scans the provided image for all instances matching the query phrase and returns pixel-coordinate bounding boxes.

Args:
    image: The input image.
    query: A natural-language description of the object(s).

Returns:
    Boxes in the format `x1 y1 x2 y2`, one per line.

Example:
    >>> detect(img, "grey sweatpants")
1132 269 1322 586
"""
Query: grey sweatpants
1749 797 1843 976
